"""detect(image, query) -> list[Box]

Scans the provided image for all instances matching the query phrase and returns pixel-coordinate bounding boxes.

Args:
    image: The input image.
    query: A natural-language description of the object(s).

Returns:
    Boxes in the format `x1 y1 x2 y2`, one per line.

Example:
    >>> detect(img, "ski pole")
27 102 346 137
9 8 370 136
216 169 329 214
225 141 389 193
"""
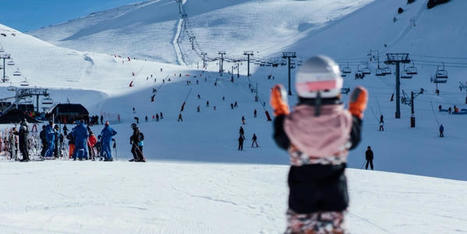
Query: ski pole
361 161 366 169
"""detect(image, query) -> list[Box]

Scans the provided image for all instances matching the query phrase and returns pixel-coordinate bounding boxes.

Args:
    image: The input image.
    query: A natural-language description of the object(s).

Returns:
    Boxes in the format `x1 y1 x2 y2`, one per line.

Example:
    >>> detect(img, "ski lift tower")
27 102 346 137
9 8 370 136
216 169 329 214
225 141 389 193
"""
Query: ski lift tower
0 53 11 83
282 52 297 96
243 51 254 77
218 51 226 76
201 52 207 69
385 53 411 119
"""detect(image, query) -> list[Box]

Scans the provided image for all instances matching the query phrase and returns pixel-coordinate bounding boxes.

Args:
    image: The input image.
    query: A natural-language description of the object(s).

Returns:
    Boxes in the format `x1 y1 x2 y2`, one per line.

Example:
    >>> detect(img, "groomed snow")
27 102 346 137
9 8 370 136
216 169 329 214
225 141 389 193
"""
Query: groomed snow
0 162 466 233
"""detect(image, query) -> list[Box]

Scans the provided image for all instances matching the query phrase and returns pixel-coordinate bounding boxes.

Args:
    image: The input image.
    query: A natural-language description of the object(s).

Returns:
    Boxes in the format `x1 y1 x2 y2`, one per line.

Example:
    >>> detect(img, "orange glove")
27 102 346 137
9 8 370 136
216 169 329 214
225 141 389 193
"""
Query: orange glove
270 84 290 116
349 86 368 119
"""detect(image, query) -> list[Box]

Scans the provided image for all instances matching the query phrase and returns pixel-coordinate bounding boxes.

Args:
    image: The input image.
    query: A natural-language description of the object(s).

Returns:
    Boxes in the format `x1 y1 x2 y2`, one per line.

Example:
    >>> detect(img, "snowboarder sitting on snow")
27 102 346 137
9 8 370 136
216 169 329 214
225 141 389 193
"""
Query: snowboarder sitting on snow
270 56 366 233
100 121 117 161
365 146 374 170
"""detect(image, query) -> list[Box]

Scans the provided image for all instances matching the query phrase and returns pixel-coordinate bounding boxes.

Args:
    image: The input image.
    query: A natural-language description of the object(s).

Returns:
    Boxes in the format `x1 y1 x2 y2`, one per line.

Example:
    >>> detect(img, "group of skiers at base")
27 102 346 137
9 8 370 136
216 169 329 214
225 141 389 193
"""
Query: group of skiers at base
38 120 117 161
270 56 367 233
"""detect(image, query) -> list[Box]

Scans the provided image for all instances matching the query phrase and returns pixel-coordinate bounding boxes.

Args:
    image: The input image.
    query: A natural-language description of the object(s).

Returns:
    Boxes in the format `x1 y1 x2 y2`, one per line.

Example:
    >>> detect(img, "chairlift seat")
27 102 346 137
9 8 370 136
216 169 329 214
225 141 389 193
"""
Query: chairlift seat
7 61 15 66
401 73 412 79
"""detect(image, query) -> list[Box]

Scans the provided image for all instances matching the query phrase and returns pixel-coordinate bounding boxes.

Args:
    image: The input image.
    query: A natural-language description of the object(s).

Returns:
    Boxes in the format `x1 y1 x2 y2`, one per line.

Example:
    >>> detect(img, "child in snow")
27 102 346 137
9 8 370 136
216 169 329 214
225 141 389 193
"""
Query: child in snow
270 56 366 233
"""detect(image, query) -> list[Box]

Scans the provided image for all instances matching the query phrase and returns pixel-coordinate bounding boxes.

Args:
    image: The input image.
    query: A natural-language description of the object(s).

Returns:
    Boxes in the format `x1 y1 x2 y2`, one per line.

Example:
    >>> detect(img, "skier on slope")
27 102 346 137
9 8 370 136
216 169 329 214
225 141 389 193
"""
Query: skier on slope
100 121 117 161
365 146 374 170
270 56 366 233
72 120 89 160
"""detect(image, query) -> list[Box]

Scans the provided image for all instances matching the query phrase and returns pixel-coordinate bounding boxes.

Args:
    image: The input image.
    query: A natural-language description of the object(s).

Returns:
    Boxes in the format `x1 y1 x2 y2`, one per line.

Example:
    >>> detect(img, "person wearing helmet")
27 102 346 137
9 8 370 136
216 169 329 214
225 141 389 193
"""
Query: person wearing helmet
129 123 145 162
270 55 367 233
100 121 117 161
15 119 29 162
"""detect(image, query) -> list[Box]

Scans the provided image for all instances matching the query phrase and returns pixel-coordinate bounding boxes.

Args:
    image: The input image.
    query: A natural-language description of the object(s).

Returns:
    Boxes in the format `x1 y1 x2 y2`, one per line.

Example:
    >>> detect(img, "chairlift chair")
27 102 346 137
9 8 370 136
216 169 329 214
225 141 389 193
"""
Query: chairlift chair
7 60 15 66
13 69 21 77
341 63 352 74
42 97 53 105
436 65 448 79
405 63 418 75
400 72 412 79
383 67 392 75
20 78 29 87
376 68 385 77
358 64 371 75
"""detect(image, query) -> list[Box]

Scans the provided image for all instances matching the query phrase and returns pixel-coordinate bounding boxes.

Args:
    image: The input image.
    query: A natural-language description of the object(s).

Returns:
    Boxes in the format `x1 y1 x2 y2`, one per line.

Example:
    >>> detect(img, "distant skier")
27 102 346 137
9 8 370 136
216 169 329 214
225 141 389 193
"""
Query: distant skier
251 134 259 148
145 116 148 122
365 146 374 170
134 117 139 124
238 135 245 151
254 109 257 118
439 124 444 137
239 126 244 137
130 123 145 162
151 95 155 102
270 56 366 233
156 114 160 121
206 101 209 107
160 112 164 119
241 116 246 125
100 115 104 125
101 121 117 161
197 106 200 112
177 113 183 122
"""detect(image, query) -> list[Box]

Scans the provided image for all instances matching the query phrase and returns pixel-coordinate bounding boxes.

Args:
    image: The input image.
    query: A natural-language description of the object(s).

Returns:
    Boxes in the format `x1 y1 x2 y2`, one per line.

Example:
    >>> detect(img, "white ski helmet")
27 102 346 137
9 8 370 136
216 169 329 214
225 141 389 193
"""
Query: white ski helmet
295 55 343 98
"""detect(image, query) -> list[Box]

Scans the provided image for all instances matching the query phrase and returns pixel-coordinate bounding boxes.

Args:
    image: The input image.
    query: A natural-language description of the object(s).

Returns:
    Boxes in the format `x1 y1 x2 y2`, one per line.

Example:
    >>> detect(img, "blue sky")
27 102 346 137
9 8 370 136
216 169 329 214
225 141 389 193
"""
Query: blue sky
0 0 144 32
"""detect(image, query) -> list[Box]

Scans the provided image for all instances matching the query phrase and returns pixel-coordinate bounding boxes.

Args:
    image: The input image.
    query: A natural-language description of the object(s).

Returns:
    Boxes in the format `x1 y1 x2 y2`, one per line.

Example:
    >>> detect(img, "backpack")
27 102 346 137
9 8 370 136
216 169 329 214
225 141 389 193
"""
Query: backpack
139 132 144 141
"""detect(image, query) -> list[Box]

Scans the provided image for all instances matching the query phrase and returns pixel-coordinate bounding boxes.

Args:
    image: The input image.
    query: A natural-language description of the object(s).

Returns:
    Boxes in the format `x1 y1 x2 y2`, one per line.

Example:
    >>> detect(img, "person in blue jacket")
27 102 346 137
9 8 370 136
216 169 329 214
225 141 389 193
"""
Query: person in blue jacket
72 120 89 160
100 121 117 161
45 121 56 157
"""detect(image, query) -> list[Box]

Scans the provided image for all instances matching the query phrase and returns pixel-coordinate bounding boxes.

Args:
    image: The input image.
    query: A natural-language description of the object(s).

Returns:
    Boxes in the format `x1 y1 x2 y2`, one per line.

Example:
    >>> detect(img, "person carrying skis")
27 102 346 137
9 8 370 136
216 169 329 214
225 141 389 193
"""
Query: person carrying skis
270 56 366 233
15 119 29 162
130 123 145 162
101 121 117 161
365 146 374 170
71 120 89 160
44 121 56 157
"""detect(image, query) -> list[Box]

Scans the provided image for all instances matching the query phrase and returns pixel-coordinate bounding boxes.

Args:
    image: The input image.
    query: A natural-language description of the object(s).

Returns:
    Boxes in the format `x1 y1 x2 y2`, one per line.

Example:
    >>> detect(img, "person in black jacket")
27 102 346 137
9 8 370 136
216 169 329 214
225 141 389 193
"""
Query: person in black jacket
129 123 145 162
365 146 374 170
15 119 29 162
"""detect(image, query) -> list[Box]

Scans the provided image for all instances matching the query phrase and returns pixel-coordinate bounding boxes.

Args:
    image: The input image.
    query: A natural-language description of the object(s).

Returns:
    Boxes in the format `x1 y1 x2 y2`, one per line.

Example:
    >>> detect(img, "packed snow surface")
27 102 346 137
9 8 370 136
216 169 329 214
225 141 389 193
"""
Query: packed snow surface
0 162 466 233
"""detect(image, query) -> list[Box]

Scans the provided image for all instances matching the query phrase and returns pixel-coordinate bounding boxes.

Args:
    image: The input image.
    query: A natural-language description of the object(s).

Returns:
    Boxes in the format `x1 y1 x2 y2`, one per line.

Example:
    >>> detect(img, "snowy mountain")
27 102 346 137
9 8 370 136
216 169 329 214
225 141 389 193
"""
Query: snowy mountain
0 161 466 233
31 0 375 64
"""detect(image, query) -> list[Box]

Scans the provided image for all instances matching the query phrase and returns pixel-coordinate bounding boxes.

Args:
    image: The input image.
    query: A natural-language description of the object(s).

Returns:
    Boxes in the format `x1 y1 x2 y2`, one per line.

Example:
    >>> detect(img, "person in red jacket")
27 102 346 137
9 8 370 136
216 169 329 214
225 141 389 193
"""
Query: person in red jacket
271 56 367 233
88 131 98 160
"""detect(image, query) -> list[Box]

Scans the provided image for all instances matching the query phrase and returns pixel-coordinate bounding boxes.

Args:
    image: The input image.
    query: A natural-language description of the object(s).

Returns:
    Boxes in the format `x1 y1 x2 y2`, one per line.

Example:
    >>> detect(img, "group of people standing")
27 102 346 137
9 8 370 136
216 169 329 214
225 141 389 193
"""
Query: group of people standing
0 118 148 162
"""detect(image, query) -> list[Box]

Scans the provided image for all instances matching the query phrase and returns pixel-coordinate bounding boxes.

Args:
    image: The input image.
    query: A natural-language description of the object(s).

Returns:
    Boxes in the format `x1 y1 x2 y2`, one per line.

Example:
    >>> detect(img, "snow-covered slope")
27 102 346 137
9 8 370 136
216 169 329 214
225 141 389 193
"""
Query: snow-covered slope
1 0 467 182
31 0 375 64
0 162 466 233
